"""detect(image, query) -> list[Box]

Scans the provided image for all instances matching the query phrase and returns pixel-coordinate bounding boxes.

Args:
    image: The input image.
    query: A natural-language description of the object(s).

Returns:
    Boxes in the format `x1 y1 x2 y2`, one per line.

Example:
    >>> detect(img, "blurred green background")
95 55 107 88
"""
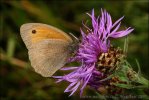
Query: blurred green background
0 0 148 99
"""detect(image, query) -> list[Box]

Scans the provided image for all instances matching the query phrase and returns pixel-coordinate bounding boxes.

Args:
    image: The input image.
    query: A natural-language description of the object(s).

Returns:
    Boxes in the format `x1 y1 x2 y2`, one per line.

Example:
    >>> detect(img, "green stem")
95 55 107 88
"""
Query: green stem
138 76 149 88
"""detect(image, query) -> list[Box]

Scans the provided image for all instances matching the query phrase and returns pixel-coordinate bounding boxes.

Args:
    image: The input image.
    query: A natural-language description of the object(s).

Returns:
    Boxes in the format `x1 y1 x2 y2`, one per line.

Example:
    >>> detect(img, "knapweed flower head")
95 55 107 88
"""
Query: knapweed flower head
54 9 133 96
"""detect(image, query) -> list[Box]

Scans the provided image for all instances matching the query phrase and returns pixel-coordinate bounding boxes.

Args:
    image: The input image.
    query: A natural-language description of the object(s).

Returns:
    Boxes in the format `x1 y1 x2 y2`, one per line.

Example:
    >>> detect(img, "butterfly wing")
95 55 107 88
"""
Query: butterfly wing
20 23 73 77
28 39 70 77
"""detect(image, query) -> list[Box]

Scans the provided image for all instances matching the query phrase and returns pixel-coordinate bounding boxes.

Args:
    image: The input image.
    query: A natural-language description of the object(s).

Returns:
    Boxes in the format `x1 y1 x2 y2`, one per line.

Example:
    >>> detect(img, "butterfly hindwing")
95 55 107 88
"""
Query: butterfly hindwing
28 39 71 77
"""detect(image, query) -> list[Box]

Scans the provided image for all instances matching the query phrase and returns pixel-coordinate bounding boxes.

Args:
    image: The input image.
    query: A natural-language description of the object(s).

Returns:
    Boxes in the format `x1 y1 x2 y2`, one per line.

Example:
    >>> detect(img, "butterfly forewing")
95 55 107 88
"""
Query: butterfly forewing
20 23 73 49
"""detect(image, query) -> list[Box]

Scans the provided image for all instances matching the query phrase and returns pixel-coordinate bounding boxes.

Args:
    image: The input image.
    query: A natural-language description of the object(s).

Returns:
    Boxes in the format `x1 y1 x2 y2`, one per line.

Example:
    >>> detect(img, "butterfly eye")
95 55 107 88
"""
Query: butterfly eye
32 30 36 34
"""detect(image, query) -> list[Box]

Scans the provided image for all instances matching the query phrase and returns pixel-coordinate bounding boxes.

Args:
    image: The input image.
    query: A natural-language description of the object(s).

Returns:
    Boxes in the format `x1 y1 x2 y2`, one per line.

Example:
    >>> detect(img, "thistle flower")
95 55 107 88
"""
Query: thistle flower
53 9 134 96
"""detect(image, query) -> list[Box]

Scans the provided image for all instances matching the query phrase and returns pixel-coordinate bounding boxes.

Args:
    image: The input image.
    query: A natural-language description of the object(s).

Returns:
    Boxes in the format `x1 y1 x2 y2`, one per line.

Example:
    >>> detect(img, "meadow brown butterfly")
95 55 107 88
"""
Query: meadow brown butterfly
20 23 78 77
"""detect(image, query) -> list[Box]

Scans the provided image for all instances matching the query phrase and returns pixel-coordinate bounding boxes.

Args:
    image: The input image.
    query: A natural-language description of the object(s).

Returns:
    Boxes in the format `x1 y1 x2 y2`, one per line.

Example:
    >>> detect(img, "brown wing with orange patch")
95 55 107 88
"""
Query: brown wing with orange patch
20 23 73 49
20 23 73 77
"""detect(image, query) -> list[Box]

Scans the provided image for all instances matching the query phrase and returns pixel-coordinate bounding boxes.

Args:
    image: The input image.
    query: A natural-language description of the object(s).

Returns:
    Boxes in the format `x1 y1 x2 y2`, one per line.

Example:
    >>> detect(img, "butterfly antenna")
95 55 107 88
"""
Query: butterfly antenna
69 32 79 42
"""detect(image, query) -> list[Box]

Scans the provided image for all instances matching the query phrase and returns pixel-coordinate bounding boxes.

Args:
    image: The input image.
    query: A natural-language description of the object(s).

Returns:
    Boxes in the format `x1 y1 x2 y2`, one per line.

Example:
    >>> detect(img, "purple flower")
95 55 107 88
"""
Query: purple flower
53 9 133 96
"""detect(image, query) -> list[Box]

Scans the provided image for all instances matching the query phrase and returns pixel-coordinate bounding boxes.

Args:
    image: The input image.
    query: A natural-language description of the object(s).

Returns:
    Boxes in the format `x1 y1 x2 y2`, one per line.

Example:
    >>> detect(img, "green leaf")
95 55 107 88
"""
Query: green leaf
123 36 129 55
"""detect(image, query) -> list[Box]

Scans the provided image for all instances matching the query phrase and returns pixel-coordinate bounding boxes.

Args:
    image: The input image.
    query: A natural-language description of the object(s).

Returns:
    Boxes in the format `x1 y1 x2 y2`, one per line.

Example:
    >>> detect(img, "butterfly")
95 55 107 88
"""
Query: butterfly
20 23 78 77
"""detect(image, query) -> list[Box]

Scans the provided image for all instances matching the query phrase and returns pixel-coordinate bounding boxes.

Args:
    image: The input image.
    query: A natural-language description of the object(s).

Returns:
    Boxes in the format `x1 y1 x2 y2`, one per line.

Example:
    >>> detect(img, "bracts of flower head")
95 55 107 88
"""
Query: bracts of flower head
53 8 149 97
